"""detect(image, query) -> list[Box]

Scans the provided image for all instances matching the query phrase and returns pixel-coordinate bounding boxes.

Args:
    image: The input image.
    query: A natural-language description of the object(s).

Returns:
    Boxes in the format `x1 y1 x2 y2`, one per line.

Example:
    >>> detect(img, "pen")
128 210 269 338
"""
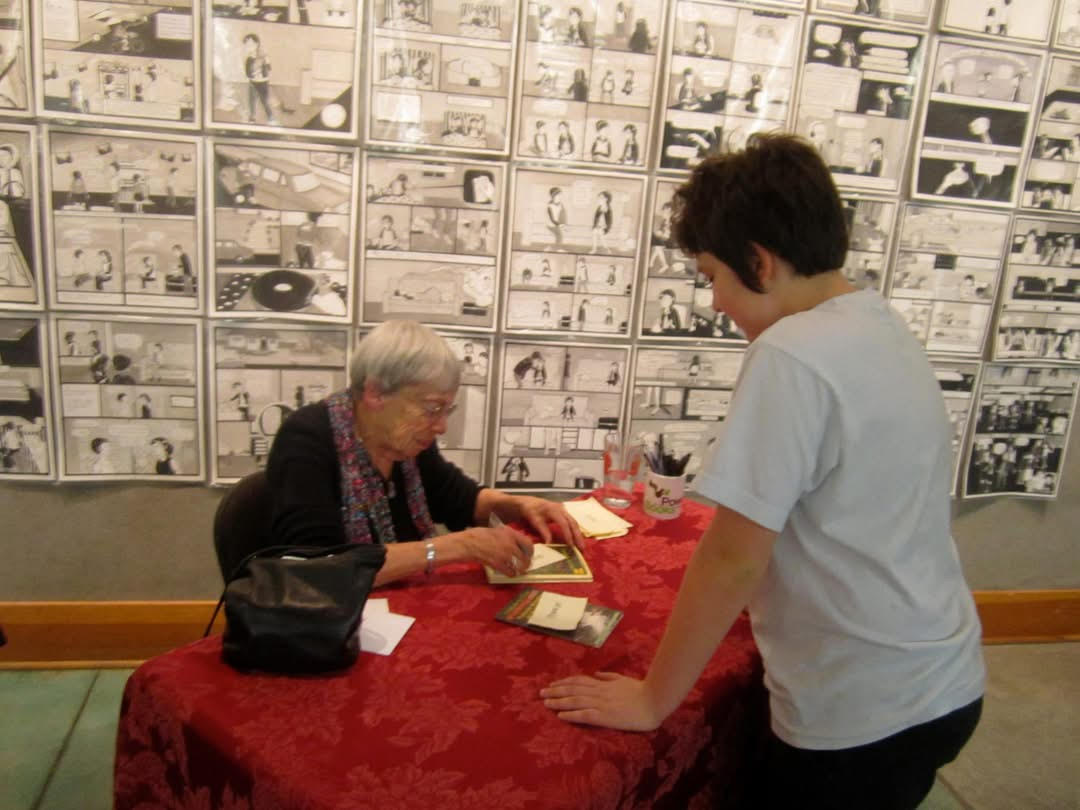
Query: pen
645 445 660 473
675 452 692 475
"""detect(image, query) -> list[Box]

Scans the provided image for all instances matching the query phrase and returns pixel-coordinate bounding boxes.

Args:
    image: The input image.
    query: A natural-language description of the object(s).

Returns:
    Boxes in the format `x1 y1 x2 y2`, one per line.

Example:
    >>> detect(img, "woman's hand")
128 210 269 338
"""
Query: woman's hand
508 494 585 549
474 490 585 550
457 525 534 577
540 672 662 731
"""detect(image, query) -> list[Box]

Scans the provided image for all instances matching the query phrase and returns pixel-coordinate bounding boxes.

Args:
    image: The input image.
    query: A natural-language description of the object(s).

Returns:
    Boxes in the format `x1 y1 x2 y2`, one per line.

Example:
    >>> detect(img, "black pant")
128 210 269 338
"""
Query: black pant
762 698 982 810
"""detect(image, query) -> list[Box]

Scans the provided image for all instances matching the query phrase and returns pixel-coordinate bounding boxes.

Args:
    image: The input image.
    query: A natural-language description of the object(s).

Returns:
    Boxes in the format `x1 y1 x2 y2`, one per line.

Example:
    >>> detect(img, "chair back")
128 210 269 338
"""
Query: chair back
213 470 275 583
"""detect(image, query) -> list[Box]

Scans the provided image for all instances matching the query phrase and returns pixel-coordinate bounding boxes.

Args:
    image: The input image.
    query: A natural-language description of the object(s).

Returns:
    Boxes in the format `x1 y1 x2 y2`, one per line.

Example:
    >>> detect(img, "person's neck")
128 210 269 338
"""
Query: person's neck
776 269 857 321
353 409 395 479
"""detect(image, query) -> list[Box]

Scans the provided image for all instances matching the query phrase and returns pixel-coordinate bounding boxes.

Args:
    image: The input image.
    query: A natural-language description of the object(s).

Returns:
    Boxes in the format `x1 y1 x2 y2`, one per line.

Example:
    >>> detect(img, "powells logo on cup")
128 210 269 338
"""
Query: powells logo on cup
645 478 679 515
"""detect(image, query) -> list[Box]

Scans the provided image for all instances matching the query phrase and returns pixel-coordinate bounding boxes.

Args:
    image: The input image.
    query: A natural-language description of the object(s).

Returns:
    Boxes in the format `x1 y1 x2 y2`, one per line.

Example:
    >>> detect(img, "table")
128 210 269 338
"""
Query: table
114 496 767 810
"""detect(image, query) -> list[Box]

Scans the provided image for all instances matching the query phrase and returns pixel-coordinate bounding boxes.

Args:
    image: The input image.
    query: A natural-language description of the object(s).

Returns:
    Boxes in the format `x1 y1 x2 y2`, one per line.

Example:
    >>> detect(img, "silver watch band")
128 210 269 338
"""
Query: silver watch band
424 540 436 576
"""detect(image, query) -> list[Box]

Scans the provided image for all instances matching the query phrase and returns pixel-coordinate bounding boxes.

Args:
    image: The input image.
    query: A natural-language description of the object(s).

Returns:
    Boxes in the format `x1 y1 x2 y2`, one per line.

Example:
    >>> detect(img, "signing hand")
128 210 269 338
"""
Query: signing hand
513 494 585 549
460 525 533 577
540 672 662 732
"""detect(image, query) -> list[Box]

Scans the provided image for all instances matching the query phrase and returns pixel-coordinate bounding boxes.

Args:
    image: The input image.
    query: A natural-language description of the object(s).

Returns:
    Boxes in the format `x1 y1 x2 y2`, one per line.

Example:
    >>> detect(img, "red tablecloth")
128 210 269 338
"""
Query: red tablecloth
114 496 766 810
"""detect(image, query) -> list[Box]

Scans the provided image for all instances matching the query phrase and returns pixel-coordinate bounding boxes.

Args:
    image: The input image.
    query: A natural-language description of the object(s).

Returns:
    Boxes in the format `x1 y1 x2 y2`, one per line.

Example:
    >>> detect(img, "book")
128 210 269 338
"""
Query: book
496 587 623 648
484 542 593 584
563 497 634 539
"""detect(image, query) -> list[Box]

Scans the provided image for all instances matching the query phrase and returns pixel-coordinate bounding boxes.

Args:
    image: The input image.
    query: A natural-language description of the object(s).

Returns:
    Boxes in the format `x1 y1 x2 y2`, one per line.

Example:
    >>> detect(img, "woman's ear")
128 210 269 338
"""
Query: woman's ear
360 380 386 410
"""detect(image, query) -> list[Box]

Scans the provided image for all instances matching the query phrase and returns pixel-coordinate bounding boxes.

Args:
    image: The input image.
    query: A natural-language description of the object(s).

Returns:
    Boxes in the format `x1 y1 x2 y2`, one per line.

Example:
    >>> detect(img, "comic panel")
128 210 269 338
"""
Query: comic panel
495 340 628 492
962 364 1079 499
36 0 199 128
211 322 348 483
583 109 654 170
507 168 643 337
912 39 1043 208
510 167 644 257
505 253 634 334
637 178 747 342
930 357 981 496
52 315 203 481
207 12 359 138
810 0 934 28
914 148 1021 208
993 312 1080 363
658 2 803 172
513 0 664 169
0 0 30 116
0 125 42 309
518 96 588 162
1002 217 1080 319
1022 57 1080 214
0 316 53 479
211 0 357 27
627 347 743 481
518 95 652 168
360 155 505 330
363 256 496 330
368 0 516 155
52 215 200 312
45 128 202 314
889 204 1010 355
523 0 598 46
1056 0 1080 51
375 0 516 43
840 194 896 292
940 0 1054 45
210 139 358 323
896 204 1011 259
793 18 925 193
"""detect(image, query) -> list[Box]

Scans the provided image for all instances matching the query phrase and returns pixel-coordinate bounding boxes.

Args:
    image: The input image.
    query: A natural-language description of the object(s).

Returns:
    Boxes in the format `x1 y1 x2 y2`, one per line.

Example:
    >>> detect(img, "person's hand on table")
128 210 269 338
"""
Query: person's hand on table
508 494 586 549
458 525 534 577
540 672 662 732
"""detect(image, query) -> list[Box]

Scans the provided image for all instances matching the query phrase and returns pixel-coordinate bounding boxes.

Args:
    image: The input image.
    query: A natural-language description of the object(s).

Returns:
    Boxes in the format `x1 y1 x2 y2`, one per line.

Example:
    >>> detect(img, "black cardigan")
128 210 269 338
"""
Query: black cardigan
265 402 481 546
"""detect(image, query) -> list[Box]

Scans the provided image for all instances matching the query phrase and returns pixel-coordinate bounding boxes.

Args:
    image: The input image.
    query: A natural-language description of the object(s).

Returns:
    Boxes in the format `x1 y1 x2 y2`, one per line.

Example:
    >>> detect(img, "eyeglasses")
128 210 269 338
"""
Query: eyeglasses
415 399 458 420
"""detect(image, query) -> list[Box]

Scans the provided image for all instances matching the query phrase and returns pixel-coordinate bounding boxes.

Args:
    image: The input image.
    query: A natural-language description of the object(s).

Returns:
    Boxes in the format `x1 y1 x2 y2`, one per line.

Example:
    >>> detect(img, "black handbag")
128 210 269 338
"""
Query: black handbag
205 543 386 674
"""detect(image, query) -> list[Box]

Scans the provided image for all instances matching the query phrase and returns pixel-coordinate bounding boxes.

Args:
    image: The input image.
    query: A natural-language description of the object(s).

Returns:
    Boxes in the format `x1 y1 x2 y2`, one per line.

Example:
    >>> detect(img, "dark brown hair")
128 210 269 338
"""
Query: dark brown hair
671 132 848 293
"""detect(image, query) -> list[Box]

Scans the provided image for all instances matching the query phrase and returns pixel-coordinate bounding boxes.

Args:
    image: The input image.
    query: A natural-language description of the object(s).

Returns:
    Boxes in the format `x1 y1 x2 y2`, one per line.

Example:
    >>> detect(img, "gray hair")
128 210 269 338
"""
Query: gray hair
349 320 460 395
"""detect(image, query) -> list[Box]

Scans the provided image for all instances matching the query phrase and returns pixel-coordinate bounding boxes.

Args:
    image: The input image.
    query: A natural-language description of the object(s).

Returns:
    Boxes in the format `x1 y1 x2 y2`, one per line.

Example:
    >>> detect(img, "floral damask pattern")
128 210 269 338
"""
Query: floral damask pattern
114 497 767 810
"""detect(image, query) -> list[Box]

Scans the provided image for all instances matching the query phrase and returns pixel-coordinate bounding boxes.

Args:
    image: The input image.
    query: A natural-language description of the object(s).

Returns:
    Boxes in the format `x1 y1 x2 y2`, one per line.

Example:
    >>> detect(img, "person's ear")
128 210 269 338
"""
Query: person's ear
361 380 387 410
748 242 777 290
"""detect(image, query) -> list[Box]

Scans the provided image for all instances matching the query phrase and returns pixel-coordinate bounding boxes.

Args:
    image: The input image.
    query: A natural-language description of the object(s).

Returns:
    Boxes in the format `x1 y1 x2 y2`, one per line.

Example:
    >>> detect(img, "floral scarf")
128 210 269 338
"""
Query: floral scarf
326 389 435 544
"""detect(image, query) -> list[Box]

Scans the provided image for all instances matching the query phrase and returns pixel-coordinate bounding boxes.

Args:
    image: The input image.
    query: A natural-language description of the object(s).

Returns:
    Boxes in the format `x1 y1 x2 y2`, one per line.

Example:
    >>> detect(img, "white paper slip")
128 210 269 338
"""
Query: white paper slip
590 529 629 539
364 598 390 615
527 591 588 631
528 542 566 571
359 611 415 656
564 498 634 538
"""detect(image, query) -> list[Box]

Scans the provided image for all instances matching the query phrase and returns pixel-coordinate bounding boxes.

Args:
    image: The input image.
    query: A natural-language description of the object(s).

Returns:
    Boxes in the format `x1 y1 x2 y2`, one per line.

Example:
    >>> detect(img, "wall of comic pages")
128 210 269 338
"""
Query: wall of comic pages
0 0 1078 504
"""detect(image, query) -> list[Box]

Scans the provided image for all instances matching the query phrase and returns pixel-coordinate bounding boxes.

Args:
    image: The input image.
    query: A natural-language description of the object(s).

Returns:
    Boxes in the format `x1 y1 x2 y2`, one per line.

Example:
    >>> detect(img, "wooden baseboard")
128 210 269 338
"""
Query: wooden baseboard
971 590 1080 644
0 601 226 669
1 590 1077 668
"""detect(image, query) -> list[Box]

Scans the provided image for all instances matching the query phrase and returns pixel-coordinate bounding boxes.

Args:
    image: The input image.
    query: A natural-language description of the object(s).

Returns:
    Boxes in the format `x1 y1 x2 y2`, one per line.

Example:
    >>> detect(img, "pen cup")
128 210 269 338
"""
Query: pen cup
643 470 686 520
602 436 639 509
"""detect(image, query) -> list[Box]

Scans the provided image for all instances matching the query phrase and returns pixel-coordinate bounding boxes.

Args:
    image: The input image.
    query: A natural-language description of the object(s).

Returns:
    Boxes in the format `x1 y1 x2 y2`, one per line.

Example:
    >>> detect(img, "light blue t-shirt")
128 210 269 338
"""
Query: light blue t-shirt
694 289 985 749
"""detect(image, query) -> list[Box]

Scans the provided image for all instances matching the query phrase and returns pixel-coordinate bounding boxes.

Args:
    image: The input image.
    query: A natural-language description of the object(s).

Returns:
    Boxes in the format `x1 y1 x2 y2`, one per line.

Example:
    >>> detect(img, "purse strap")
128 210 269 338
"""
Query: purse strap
203 544 368 639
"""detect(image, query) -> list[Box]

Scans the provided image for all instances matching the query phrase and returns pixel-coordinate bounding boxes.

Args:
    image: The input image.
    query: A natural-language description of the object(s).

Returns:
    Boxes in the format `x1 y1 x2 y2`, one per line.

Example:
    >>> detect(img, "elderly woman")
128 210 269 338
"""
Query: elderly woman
265 320 583 585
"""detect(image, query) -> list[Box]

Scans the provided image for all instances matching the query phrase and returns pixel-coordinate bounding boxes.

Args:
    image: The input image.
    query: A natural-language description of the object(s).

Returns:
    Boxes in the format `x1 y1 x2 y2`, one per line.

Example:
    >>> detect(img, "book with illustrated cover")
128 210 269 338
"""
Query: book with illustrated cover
496 588 622 648
484 543 593 584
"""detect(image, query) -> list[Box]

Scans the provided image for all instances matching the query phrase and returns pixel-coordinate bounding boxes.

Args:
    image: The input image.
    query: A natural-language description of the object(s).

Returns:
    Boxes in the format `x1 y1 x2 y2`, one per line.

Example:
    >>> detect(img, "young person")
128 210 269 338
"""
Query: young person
541 133 985 810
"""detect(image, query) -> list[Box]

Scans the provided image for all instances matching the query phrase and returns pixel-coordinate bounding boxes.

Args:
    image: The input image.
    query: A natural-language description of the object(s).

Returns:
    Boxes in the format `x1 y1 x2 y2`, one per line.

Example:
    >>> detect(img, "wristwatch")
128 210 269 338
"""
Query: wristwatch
424 540 436 576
